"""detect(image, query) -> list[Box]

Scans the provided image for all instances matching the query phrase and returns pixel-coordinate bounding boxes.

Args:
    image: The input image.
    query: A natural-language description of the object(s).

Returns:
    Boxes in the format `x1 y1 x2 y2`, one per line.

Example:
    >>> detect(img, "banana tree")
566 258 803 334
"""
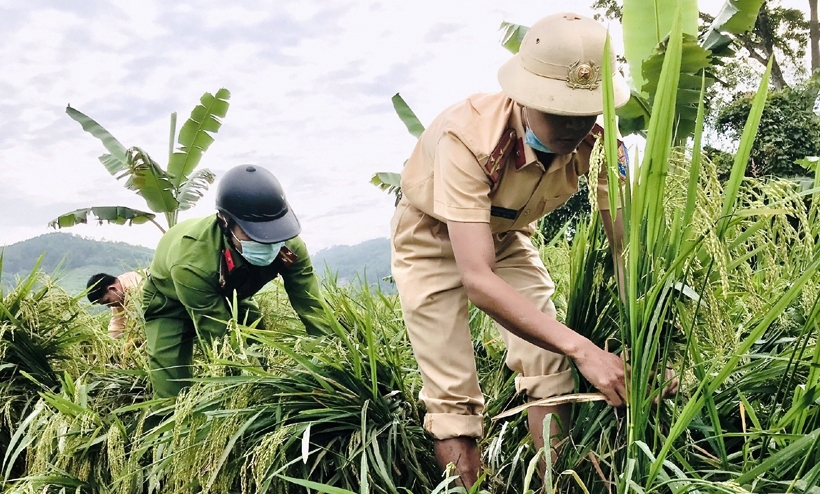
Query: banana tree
375 1 766 197
621 0 766 139
49 88 230 233
500 0 765 141
369 93 424 204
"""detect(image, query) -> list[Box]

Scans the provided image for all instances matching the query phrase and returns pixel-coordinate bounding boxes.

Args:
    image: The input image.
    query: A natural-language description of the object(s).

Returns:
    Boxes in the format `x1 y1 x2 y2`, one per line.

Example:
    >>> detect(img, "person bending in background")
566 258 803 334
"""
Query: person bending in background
142 164 328 399
87 271 144 339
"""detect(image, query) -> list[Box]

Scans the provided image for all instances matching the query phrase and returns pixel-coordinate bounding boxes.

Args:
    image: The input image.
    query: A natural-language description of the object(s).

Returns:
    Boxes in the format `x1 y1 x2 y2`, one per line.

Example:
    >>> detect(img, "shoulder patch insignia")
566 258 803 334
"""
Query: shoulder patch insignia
278 246 298 267
485 128 517 184
617 140 629 181
223 249 235 272
219 249 236 288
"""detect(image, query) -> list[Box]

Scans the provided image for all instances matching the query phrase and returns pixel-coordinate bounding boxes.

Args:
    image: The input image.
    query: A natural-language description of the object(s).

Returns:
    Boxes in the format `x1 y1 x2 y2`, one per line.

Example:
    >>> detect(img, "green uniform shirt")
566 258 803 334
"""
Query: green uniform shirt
145 215 326 337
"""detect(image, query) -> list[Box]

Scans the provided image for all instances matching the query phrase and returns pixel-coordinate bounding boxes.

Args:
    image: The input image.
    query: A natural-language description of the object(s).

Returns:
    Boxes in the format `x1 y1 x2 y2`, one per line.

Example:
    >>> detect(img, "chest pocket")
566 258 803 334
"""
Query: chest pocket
489 160 581 233
509 172 556 231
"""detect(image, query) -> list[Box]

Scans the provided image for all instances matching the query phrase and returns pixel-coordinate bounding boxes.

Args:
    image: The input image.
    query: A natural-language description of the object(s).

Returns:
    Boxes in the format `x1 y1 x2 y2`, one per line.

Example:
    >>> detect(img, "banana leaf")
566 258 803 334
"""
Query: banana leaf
615 90 653 136
701 0 766 52
123 147 179 214
622 0 699 98
65 105 128 175
370 172 401 193
167 88 230 188
499 21 528 55
370 172 402 206
48 206 157 229
640 33 714 140
370 95 423 198
176 168 216 211
391 93 424 138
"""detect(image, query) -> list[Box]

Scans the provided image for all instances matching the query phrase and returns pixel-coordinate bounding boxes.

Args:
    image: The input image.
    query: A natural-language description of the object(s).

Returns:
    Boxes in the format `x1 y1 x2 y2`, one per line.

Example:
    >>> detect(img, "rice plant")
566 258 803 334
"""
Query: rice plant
3 14 820 492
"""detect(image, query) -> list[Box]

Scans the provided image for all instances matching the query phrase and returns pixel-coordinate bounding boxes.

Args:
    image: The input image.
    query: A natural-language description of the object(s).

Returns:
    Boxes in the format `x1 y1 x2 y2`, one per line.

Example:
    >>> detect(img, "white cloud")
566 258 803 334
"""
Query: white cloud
0 0 812 254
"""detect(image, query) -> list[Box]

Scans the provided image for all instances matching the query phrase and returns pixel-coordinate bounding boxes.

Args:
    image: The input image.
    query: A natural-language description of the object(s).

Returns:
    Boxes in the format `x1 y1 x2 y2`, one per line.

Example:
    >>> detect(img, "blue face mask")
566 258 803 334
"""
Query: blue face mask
238 240 285 266
525 127 553 154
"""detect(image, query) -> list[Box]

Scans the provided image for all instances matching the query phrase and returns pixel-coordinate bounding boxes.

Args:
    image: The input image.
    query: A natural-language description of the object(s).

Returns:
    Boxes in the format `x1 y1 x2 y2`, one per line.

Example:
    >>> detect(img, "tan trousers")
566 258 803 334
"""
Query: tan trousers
391 200 574 440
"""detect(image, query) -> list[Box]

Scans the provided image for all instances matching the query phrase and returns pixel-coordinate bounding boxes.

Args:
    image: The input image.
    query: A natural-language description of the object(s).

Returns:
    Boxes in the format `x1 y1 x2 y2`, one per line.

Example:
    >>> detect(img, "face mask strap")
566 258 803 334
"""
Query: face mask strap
523 108 553 154
228 228 244 250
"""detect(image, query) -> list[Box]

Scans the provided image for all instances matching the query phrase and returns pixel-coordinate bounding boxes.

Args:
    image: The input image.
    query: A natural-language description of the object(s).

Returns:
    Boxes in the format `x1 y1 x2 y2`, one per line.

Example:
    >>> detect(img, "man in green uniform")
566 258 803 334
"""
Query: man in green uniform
143 164 327 399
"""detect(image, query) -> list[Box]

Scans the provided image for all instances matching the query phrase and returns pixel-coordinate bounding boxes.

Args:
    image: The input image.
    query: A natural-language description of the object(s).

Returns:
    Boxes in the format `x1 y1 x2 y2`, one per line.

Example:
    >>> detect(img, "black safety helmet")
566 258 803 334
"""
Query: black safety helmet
215 165 301 243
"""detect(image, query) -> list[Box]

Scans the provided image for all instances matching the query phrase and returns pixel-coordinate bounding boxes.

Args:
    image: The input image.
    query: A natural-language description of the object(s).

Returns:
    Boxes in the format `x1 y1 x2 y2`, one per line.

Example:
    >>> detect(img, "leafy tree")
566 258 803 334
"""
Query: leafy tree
590 1 812 135
811 0 819 71
729 1 809 89
49 89 231 233
590 0 622 22
715 77 820 177
695 0 810 122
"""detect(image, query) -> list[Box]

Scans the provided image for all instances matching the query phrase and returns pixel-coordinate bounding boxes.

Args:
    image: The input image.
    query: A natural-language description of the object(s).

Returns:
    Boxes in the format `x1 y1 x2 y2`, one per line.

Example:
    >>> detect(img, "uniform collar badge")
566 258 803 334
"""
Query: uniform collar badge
566 60 601 90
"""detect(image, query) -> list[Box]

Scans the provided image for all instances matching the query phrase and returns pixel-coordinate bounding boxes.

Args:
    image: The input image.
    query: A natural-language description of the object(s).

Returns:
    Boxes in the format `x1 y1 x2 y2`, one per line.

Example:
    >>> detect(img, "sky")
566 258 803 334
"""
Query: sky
0 0 810 254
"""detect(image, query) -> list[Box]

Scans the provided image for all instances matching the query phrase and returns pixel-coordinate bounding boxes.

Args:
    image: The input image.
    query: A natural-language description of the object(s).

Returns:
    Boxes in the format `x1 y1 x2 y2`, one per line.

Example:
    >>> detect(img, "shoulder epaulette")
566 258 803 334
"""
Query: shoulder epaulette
278 246 298 267
583 123 605 148
484 128 518 184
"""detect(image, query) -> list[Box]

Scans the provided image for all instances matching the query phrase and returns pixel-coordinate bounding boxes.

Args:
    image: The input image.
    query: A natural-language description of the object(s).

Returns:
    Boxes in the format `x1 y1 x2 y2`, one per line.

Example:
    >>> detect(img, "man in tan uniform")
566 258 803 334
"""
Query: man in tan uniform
87 271 144 338
391 12 633 487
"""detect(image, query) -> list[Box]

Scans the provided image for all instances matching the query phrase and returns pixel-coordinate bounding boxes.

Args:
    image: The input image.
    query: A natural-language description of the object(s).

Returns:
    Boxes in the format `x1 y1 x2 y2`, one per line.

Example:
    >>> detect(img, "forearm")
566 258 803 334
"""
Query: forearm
449 220 628 405
290 289 327 336
463 270 592 359
108 313 126 338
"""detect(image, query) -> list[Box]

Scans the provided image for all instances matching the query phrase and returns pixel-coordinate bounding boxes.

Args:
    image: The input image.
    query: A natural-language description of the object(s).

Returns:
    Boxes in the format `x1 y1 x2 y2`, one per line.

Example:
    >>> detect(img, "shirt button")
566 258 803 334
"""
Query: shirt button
523 209 530 216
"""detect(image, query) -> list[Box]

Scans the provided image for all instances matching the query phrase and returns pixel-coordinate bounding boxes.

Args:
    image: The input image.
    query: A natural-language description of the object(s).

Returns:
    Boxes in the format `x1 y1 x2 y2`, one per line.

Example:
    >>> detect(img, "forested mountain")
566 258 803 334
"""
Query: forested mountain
1 233 392 296
0 233 154 296
311 238 392 291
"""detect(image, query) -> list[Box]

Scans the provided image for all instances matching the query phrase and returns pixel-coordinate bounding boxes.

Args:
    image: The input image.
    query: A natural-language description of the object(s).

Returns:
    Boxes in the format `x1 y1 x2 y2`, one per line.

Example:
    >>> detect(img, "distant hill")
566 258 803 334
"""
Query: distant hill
311 238 392 291
1 233 393 296
0 232 154 296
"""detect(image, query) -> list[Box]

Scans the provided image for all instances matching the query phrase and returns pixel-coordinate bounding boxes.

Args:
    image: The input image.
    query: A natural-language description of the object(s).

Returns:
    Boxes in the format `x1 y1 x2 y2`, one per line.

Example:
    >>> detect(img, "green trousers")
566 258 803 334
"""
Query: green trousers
143 280 262 399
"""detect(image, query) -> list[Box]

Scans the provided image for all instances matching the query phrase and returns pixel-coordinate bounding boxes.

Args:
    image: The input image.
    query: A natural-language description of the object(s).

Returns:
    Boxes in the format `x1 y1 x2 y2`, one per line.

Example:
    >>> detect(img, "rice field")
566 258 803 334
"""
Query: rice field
2 16 820 494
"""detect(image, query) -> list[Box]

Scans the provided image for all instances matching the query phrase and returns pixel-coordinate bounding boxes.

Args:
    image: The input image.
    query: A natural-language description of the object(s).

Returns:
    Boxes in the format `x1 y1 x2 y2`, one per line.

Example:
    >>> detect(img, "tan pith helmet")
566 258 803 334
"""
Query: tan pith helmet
497 12 630 116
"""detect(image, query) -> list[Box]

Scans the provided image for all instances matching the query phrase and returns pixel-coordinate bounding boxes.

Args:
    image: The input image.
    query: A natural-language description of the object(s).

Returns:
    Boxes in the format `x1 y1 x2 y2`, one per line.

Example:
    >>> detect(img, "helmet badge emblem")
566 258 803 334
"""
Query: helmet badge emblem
566 60 601 90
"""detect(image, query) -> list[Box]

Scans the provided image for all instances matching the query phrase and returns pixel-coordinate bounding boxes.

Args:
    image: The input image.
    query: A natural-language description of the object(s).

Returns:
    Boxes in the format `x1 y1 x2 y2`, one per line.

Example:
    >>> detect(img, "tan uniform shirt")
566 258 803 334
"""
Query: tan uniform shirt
108 271 143 338
392 92 622 439
400 92 614 234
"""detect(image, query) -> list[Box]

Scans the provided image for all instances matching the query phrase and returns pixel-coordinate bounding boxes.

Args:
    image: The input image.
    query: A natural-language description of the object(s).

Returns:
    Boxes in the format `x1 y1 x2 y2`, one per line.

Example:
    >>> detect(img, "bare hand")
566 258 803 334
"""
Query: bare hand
572 346 628 407
651 366 679 404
